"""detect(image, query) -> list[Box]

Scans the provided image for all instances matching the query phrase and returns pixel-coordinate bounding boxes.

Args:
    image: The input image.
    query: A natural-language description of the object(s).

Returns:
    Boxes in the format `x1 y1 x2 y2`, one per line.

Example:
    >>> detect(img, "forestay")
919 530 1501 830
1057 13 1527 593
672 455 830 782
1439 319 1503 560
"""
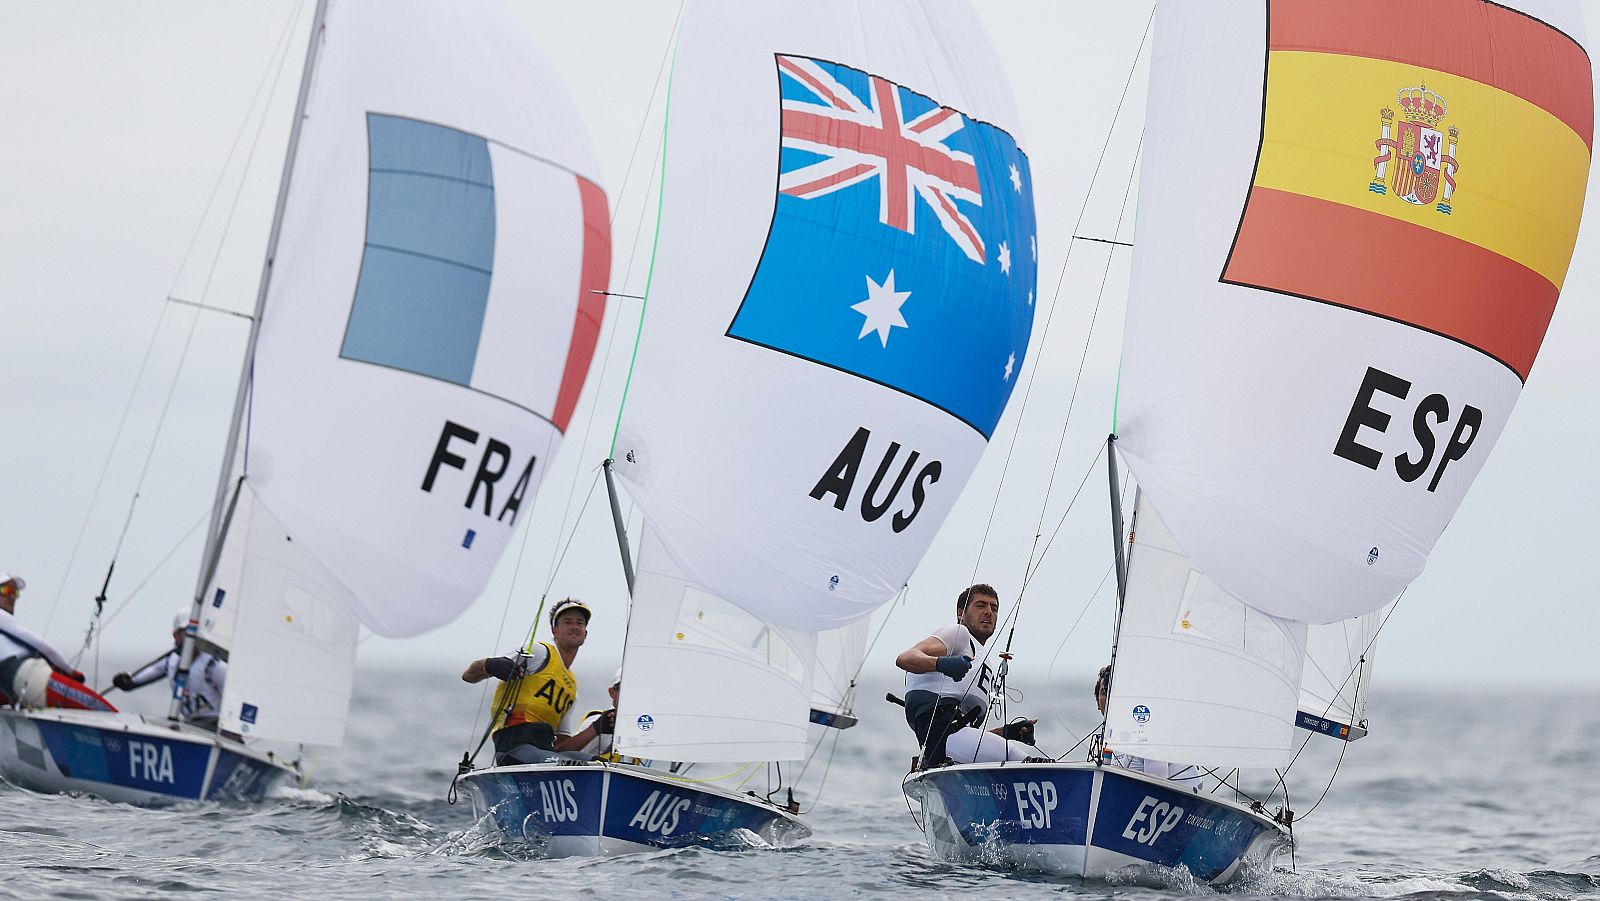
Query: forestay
612 0 1037 630
1114 0 1592 623
1106 495 1307 769
240 0 610 638
616 523 817 763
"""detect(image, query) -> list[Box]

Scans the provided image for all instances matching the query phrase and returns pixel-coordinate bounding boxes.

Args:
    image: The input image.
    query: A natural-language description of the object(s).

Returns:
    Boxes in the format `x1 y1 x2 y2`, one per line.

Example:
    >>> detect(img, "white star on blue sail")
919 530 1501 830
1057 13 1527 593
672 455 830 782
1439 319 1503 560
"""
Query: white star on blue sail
851 271 911 347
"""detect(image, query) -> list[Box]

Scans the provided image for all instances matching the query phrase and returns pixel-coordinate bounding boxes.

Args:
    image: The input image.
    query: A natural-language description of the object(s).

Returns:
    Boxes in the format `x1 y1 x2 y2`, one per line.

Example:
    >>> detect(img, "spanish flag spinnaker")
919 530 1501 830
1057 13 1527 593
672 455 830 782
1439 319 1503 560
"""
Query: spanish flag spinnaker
1114 0 1592 624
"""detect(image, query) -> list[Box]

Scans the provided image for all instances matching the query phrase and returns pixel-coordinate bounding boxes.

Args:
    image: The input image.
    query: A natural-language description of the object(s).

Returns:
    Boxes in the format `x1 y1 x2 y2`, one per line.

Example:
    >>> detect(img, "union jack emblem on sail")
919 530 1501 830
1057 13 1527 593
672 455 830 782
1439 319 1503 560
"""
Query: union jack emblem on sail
776 55 985 262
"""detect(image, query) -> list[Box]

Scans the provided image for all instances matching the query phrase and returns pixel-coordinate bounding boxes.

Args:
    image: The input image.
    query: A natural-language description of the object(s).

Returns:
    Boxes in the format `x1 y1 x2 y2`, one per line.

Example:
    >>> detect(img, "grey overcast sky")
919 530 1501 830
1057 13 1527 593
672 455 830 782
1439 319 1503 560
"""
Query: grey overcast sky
1 1 1595 717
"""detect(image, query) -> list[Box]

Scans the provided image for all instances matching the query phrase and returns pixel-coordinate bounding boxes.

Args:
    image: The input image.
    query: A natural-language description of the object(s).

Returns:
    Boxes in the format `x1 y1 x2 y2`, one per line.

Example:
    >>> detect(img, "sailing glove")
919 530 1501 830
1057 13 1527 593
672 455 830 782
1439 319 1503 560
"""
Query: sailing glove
1001 719 1036 746
112 673 134 691
484 656 518 681
934 655 973 681
594 709 616 735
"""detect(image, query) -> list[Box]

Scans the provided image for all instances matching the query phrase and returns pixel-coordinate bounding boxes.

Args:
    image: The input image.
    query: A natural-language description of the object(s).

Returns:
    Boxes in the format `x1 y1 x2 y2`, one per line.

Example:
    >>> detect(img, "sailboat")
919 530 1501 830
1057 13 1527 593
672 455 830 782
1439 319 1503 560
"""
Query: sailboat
0 0 610 804
456 0 1037 854
905 0 1591 883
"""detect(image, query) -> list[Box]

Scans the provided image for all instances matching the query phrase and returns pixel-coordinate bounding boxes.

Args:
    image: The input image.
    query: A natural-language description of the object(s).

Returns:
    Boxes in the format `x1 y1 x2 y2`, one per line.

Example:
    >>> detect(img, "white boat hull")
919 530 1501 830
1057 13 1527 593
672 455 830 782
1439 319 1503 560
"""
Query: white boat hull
459 761 809 856
903 761 1288 885
0 708 296 804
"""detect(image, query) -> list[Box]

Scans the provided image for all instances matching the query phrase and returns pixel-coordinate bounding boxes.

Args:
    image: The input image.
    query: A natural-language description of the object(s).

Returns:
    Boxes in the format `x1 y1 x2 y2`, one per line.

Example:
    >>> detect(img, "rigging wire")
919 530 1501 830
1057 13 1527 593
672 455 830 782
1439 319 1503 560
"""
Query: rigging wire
458 3 685 765
44 0 308 638
932 443 1105 764
852 584 908 684
962 8 1153 587
1265 593 1405 814
71 509 211 667
1016 135 1142 598
947 29 1151 769
608 2 687 456
1043 560 1114 735
460 466 603 758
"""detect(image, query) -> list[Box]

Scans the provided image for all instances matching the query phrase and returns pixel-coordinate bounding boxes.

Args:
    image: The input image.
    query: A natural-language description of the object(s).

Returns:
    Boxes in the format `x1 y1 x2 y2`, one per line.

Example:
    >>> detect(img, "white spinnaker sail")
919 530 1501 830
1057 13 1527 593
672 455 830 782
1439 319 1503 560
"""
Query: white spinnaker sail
615 523 817 763
1114 0 1591 623
212 487 359 746
241 0 610 638
612 0 1037 631
812 619 868 719
1105 495 1307 769
1298 610 1382 740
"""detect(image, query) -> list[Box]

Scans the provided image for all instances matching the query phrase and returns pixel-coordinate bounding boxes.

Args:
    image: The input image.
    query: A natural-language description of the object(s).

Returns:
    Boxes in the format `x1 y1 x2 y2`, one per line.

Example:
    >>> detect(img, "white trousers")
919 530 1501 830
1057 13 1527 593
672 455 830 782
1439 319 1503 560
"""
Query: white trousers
945 727 1037 763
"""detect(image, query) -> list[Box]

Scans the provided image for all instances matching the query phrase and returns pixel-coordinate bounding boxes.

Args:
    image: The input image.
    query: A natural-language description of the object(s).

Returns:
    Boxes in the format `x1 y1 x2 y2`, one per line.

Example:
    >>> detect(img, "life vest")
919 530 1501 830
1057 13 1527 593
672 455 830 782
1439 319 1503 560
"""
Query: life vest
491 642 576 733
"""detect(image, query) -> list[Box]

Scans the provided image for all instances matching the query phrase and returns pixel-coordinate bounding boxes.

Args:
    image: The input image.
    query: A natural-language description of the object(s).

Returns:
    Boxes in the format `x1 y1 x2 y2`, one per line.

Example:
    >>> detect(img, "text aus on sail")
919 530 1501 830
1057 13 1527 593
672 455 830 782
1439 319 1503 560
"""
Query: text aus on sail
808 426 943 535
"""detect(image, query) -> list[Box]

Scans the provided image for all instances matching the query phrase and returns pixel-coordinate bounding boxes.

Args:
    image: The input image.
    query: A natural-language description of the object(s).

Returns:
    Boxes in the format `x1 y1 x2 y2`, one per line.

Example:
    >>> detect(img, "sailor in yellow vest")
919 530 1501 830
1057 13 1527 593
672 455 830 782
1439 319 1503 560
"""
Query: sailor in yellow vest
574 668 633 763
461 598 613 765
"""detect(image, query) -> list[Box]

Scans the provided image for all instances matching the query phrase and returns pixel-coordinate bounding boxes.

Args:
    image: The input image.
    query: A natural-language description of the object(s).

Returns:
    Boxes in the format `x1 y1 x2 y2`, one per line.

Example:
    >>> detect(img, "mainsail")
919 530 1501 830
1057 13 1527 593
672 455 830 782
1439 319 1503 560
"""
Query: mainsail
198 0 610 743
611 0 1037 633
1114 0 1592 624
1104 495 1308 769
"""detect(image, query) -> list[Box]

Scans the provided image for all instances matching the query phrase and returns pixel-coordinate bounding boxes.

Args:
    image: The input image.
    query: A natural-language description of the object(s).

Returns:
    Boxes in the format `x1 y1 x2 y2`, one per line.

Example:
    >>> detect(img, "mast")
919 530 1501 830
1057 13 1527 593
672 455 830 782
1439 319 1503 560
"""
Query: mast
171 0 330 722
1099 433 1137 752
1107 434 1128 604
602 459 637 594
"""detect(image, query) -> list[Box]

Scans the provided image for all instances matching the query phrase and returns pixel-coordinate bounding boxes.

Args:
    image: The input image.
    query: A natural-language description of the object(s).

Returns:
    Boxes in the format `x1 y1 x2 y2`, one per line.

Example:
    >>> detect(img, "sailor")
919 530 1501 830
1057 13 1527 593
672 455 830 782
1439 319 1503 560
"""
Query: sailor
894 583 1041 766
1093 664 1202 787
110 610 227 730
462 597 612 765
0 571 87 707
574 669 626 762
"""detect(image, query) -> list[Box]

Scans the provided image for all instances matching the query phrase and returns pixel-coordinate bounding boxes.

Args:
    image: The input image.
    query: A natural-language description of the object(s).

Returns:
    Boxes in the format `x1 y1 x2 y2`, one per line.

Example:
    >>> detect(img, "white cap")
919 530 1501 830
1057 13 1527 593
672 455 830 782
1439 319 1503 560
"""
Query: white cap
610 668 622 688
173 609 192 631
0 572 24 591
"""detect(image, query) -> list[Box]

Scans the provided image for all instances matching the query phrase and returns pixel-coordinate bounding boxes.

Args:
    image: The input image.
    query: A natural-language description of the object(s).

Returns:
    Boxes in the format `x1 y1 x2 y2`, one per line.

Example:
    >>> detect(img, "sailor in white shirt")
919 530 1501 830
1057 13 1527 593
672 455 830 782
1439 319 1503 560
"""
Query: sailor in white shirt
894 584 1042 766
112 610 227 729
0 571 85 706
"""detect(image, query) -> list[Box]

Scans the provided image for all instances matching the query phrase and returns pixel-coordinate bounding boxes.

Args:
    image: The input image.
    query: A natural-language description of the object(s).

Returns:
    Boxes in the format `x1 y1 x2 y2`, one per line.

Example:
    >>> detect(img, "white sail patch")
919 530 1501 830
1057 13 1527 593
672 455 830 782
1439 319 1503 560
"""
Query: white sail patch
1105 495 1306 769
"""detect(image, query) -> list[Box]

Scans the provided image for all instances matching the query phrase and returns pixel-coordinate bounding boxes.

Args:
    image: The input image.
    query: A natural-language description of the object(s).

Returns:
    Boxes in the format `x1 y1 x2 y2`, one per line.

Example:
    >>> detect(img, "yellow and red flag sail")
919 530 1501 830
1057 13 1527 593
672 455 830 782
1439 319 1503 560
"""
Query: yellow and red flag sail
1223 0 1592 379
1115 0 1592 624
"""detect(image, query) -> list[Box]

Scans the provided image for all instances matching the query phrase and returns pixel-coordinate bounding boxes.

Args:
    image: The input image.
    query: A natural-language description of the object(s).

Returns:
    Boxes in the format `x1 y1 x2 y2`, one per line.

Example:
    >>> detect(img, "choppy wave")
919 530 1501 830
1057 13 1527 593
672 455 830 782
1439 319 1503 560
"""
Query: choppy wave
2 675 1597 900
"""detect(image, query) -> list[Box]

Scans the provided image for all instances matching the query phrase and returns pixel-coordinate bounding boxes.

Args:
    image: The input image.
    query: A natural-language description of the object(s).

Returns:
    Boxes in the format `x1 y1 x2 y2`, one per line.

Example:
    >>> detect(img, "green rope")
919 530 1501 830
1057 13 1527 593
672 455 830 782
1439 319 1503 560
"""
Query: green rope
609 33 680 457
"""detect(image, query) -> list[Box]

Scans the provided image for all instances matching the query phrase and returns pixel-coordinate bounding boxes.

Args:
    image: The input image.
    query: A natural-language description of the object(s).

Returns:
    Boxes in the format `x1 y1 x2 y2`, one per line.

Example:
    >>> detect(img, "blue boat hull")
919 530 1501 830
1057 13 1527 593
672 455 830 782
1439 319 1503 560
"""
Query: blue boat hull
0 708 295 804
904 762 1287 884
460 762 809 856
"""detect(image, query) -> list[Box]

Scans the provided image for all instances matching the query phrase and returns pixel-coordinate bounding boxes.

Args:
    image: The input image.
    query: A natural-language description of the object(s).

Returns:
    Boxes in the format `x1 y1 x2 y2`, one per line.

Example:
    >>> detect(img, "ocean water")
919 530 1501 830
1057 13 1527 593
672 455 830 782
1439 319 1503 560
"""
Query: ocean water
3 668 1596 900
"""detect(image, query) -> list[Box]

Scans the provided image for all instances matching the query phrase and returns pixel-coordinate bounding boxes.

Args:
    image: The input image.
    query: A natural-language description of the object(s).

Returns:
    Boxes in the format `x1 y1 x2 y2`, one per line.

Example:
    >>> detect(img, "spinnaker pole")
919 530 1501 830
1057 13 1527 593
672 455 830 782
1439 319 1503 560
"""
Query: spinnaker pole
172 0 330 723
